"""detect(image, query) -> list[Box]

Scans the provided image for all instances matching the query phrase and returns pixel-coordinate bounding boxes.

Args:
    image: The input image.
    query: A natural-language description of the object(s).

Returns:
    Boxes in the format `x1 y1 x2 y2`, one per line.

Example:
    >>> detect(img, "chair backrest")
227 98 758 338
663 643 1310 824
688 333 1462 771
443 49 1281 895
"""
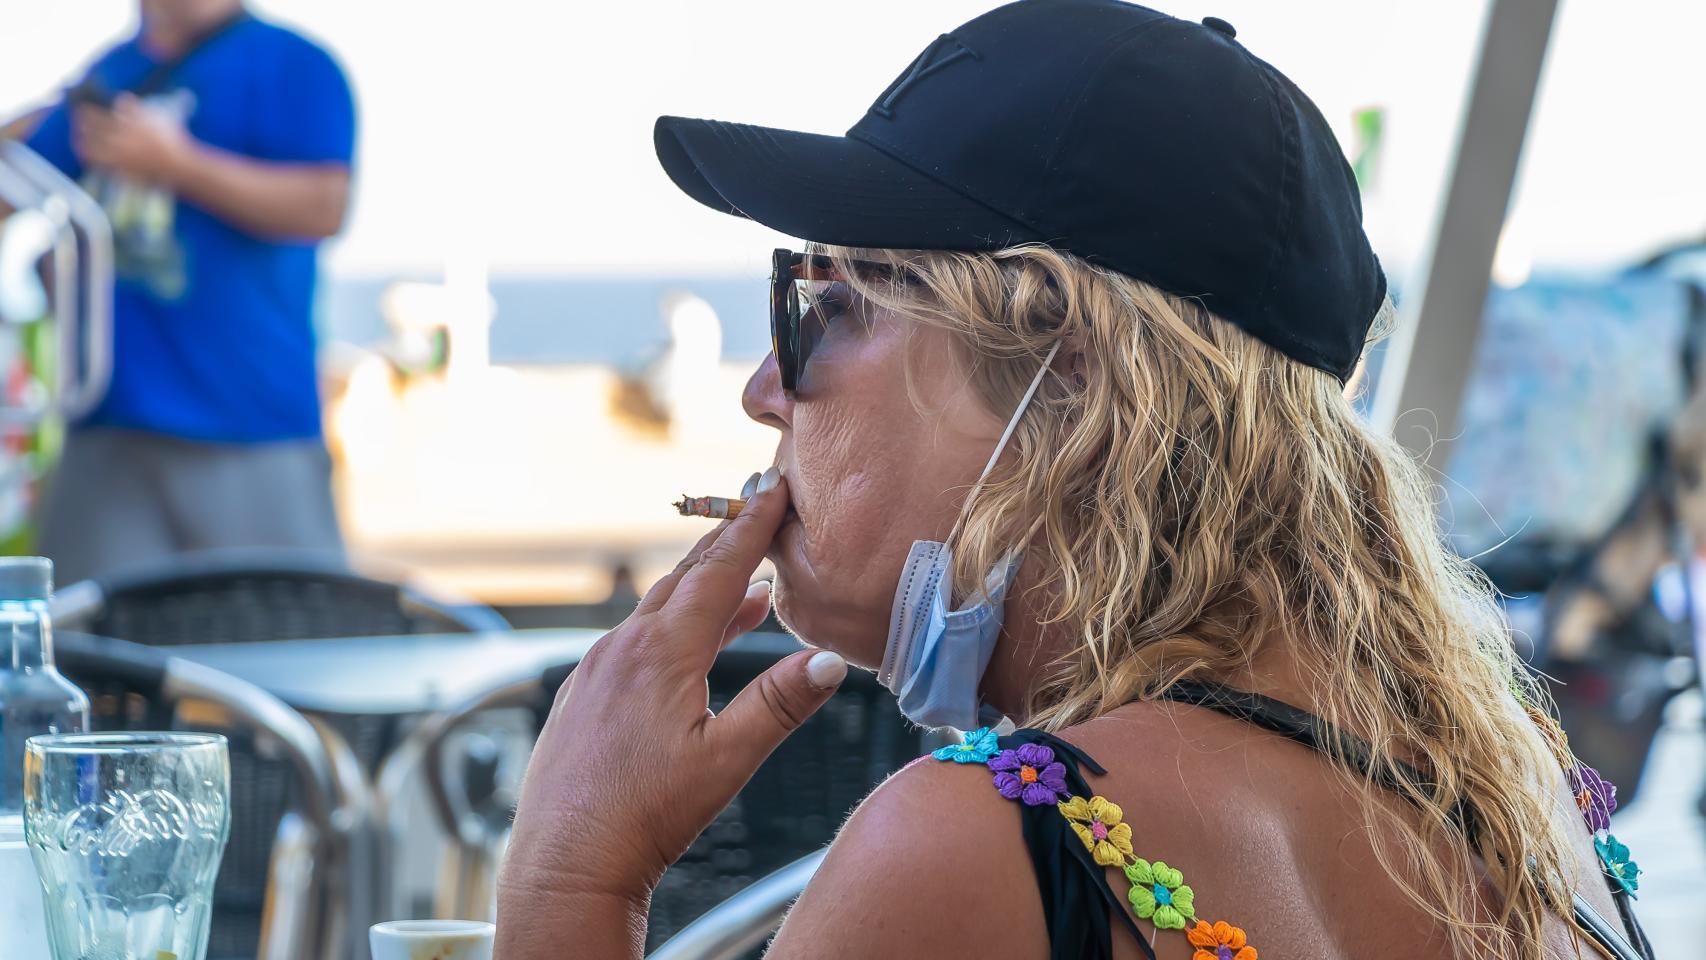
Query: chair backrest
55 632 355 960
52 548 513 772
52 549 510 646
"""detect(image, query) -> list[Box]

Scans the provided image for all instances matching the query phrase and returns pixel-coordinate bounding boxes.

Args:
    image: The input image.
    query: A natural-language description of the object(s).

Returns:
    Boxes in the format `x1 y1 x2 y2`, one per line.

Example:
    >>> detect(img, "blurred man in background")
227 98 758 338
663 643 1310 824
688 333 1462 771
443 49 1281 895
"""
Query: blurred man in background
4 0 355 582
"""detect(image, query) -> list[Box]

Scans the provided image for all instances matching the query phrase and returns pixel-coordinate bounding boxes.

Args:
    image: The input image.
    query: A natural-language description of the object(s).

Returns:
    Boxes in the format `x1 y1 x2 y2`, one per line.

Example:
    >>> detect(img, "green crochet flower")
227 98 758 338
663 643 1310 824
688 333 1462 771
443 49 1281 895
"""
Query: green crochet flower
1125 857 1196 929
1595 834 1640 899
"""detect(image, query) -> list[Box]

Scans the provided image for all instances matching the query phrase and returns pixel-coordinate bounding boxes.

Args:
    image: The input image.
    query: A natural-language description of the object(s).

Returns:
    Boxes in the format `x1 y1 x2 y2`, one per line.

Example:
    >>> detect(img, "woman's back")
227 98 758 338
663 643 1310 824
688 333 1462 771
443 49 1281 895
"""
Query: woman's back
1064 699 1625 958
771 694 1637 960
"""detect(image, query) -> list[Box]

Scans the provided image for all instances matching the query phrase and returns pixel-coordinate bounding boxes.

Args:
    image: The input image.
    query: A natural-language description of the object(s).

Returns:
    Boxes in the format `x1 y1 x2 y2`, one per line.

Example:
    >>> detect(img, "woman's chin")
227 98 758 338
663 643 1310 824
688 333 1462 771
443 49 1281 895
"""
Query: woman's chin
768 518 890 669
770 581 885 672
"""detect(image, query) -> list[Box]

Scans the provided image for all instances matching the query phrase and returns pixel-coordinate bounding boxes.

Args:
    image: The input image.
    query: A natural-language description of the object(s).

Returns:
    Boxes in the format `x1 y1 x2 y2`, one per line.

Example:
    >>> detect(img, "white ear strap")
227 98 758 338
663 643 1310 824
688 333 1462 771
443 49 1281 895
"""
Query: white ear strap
947 339 1063 546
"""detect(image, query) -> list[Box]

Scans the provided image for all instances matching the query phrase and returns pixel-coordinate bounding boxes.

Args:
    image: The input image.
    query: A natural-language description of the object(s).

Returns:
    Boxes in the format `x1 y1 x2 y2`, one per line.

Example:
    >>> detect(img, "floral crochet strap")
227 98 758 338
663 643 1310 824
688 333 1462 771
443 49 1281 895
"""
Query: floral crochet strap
996 729 1153 960
930 727 1259 960
1523 709 1656 960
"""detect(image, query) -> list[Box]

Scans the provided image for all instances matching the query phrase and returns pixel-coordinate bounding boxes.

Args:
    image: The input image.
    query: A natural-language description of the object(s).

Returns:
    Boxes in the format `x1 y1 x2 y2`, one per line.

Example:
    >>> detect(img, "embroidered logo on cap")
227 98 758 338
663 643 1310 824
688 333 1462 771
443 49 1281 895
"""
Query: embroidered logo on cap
872 33 981 119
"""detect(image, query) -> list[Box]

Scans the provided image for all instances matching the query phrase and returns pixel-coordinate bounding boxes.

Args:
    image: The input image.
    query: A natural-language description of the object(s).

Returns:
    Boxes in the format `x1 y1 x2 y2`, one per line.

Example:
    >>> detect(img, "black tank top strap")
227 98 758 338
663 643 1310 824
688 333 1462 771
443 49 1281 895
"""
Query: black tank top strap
1155 680 1480 841
1157 680 1400 777
1151 679 1656 960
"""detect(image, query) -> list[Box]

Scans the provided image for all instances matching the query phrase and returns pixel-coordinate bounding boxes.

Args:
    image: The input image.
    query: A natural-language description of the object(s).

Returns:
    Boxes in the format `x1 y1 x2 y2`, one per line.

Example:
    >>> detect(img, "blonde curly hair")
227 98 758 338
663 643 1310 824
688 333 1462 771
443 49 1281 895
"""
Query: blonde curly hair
821 240 1579 958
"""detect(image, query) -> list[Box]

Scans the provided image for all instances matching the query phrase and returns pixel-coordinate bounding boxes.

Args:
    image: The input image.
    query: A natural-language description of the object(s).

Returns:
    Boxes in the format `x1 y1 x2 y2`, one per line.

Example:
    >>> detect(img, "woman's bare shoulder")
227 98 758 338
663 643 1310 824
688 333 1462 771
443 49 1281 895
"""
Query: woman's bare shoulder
768 703 1339 960
765 754 1049 959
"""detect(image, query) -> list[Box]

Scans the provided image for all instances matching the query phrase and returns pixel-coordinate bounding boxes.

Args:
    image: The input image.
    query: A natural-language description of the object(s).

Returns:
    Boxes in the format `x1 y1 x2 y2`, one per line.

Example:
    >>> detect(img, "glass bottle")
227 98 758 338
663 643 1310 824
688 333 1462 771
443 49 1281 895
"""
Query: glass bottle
0 557 89 815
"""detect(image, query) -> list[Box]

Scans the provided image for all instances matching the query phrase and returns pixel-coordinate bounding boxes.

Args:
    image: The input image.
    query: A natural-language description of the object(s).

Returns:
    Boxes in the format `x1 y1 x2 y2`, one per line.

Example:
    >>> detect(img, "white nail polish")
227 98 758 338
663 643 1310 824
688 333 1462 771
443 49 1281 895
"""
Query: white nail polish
757 466 780 493
741 472 761 499
806 650 846 689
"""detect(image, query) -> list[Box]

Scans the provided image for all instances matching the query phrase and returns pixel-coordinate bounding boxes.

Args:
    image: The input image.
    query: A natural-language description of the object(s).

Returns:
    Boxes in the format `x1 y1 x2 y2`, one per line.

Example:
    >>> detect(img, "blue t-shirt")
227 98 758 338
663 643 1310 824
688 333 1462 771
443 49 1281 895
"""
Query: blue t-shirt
27 17 355 442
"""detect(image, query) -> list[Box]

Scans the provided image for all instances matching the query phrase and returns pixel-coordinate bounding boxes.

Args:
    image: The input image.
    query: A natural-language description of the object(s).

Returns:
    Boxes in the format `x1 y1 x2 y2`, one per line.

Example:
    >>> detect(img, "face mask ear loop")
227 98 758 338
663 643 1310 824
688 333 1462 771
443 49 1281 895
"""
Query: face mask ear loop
945 339 1063 549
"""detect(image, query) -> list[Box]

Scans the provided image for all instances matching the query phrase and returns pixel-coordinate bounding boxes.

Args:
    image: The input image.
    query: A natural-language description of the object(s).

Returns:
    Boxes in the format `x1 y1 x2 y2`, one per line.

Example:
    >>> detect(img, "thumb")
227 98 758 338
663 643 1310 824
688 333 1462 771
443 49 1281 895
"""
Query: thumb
713 649 847 771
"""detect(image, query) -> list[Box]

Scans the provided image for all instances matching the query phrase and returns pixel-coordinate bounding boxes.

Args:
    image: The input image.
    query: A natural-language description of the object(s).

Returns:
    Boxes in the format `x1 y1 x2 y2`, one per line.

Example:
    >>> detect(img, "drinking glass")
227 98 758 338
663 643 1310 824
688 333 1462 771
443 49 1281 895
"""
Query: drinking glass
22 732 231 960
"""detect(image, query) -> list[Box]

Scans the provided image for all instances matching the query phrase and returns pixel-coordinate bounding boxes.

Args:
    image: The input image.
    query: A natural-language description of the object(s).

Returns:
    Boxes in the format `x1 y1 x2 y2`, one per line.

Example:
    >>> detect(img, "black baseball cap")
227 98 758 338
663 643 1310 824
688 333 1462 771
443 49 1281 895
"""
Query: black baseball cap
655 0 1386 381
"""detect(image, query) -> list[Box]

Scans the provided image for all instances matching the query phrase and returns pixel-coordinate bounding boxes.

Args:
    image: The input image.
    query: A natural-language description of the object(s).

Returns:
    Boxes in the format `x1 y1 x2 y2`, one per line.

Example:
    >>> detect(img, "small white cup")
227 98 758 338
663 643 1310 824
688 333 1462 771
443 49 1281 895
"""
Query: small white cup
369 919 495 960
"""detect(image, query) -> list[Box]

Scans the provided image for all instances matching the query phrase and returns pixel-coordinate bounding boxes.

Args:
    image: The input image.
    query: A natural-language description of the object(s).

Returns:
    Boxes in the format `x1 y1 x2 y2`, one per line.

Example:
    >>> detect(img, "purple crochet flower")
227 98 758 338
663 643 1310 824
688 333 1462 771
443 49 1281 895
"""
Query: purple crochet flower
988 742 1069 806
1568 762 1618 833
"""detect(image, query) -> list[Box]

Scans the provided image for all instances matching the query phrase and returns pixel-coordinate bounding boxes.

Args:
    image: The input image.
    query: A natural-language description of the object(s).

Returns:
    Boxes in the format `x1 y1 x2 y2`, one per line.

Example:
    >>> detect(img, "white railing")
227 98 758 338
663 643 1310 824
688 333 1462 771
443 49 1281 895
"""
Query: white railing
0 140 113 427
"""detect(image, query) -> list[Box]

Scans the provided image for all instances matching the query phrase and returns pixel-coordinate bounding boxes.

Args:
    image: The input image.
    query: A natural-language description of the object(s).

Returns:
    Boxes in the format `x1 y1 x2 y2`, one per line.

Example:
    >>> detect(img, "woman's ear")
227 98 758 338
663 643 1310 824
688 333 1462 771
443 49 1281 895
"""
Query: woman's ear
1062 330 1093 389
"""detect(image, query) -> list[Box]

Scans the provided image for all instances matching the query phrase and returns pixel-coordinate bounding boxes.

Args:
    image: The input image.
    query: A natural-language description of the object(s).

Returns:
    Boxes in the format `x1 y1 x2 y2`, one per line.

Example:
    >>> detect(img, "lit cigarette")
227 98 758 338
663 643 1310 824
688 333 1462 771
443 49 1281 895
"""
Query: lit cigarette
673 495 746 519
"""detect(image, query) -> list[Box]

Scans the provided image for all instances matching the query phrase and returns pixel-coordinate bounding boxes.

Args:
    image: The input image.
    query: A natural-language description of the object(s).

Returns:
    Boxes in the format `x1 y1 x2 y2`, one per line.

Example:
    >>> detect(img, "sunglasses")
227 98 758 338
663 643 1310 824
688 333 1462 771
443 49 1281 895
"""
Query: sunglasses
770 248 900 395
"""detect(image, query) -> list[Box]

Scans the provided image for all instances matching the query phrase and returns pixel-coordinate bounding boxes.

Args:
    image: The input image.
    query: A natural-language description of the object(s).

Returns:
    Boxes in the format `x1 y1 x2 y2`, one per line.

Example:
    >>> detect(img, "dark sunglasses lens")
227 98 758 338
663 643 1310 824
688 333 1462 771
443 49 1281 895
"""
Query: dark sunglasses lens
773 273 800 391
795 282 830 378
772 254 854 394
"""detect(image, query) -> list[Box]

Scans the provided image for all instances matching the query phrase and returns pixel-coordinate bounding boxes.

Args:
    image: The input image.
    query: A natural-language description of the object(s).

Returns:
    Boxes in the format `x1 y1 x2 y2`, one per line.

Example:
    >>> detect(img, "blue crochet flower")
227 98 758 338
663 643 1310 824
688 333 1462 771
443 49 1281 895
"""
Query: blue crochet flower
1594 834 1640 898
931 726 1000 764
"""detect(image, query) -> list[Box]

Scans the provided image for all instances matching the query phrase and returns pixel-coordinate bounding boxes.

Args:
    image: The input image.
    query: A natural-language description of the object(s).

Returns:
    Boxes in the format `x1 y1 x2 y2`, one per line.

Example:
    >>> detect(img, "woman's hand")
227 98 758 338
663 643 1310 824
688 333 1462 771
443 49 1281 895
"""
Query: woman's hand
496 472 847 958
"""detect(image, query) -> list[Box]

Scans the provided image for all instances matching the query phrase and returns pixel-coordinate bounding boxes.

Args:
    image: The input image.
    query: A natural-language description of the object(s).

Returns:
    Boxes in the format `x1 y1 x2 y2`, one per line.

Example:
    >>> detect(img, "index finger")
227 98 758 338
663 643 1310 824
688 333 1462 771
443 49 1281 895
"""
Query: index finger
664 475 789 657
632 522 727 617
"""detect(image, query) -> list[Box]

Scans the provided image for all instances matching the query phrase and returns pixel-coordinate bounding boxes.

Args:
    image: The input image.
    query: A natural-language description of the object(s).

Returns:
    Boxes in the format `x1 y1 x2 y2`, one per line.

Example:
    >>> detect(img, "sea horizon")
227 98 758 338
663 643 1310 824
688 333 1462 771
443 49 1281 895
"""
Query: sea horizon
320 272 774 368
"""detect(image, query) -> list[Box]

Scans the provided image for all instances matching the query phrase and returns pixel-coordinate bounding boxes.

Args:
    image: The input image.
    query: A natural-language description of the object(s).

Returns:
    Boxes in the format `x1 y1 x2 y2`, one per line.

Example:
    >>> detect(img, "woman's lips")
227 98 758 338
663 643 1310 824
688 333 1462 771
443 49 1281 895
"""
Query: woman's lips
768 504 801 563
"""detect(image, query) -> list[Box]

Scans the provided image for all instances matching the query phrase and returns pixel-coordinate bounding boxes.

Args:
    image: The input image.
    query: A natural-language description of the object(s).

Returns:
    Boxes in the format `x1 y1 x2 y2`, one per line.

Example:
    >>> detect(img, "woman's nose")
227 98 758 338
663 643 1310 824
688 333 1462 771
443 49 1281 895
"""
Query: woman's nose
742 352 792 430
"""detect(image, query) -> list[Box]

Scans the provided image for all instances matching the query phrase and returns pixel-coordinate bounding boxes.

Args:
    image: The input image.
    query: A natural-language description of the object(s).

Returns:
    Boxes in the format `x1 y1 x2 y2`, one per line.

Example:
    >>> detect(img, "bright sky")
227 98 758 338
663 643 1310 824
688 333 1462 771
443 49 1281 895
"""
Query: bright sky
5 0 1704 283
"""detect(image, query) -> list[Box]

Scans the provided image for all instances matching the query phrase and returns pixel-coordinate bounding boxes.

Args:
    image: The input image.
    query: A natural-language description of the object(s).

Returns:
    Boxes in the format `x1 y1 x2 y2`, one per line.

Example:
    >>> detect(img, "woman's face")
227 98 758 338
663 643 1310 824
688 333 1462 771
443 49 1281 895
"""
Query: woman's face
742 291 1006 669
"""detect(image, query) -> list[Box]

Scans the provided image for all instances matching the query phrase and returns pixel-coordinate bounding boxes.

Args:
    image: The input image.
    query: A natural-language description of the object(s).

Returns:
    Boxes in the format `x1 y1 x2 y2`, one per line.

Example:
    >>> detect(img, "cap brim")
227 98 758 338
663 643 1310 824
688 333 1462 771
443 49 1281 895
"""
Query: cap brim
655 116 1041 250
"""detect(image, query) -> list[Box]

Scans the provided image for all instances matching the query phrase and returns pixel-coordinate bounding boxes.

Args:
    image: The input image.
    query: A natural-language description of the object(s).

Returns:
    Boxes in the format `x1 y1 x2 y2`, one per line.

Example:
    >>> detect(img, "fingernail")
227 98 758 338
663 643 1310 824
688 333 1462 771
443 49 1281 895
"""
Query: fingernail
806 650 846 689
745 579 771 601
741 472 762 499
757 466 781 494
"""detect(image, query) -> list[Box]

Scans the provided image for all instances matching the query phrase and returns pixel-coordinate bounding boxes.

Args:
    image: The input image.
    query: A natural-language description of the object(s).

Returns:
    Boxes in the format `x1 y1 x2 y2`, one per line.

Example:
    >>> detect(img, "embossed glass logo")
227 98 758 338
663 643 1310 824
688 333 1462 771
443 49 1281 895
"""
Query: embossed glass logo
54 788 226 856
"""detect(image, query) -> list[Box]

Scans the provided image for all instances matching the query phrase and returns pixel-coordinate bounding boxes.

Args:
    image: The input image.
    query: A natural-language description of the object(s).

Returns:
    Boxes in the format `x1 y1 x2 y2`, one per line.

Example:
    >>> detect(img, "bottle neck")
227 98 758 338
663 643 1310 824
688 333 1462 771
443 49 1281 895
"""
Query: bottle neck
1 600 53 671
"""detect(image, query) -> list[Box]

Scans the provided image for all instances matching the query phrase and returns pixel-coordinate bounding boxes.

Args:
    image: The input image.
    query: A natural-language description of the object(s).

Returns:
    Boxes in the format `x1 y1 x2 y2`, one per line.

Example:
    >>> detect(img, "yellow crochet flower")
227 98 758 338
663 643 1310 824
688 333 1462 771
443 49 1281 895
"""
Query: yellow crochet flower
1058 795 1134 866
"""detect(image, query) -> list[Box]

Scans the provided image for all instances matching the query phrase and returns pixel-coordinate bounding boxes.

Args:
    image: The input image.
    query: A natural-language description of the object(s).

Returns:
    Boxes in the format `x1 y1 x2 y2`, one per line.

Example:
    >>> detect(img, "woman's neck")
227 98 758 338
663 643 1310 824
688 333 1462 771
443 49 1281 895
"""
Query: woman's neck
979 561 1067 720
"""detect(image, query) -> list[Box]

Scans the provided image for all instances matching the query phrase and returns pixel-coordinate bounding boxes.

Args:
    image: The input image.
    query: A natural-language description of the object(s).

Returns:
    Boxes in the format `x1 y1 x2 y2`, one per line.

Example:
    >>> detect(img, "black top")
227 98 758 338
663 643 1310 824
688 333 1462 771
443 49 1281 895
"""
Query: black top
1005 681 1656 960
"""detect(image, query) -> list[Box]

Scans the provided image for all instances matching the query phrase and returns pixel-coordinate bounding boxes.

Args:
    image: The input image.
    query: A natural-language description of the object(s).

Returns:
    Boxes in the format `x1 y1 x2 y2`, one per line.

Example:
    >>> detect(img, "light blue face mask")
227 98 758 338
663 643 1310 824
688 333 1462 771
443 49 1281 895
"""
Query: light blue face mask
877 341 1062 730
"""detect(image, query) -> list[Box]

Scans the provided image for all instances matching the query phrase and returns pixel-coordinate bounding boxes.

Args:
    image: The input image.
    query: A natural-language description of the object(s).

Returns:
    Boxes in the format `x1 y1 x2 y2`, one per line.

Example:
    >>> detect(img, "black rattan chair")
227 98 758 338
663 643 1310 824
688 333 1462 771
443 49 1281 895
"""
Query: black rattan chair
50 548 509 647
56 632 360 960
51 548 511 766
386 631 923 954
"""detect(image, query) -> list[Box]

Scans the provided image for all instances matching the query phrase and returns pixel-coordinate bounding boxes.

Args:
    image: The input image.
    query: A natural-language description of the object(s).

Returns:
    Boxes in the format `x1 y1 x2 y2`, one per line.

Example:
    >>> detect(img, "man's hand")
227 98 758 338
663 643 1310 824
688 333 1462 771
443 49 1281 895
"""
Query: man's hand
73 94 191 184
70 93 349 239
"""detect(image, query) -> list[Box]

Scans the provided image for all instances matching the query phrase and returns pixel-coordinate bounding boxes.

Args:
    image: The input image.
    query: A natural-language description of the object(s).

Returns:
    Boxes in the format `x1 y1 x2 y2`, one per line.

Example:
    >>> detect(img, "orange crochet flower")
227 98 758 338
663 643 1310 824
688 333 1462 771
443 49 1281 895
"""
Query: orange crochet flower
1525 705 1572 766
1187 920 1256 960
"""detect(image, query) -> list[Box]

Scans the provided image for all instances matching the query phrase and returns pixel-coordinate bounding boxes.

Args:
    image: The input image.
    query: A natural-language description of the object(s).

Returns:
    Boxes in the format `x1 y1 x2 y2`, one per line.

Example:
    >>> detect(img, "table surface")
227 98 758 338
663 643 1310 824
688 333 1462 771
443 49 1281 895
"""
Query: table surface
162 628 804 715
